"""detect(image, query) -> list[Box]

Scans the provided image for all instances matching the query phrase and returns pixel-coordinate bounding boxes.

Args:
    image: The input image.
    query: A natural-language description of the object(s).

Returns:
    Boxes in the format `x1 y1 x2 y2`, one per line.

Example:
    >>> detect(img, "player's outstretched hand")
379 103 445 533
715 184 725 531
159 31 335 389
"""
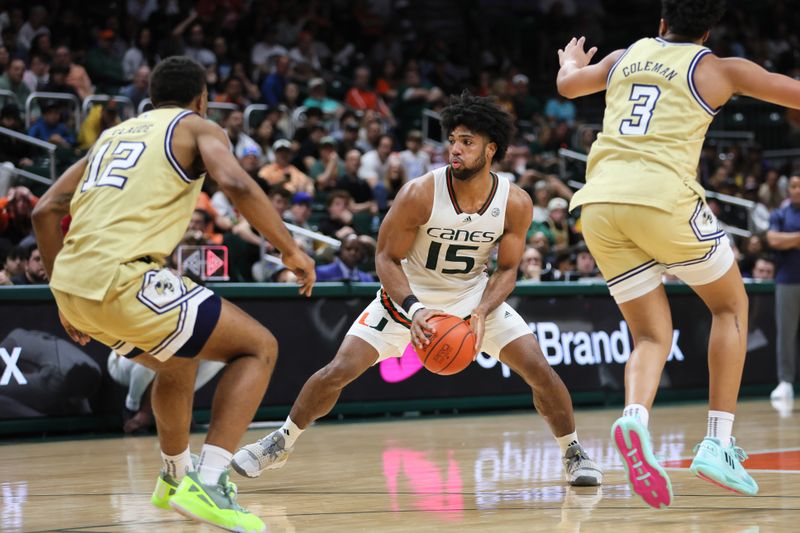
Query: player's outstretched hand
282 249 316 297
558 36 598 69
59 310 90 346
466 312 485 358
410 308 444 352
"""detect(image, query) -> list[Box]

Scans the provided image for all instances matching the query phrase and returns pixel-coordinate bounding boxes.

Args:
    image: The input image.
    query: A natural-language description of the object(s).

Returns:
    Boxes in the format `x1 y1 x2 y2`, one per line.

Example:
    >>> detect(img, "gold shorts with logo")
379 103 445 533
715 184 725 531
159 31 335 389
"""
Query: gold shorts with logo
580 190 733 303
52 260 221 361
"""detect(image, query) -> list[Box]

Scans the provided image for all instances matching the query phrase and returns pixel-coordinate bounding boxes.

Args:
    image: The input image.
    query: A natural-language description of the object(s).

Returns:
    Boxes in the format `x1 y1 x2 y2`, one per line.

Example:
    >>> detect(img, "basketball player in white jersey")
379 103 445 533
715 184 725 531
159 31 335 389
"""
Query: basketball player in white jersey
232 93 603 486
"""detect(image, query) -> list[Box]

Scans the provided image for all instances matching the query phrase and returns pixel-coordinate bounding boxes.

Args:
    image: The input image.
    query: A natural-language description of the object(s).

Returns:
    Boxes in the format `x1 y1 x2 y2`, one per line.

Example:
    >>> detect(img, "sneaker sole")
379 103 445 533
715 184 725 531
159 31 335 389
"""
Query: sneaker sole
231 447 291 478
230 453 260 479
169 500 265 533
690 463 758 496
612 421 673 509
569 474 602 487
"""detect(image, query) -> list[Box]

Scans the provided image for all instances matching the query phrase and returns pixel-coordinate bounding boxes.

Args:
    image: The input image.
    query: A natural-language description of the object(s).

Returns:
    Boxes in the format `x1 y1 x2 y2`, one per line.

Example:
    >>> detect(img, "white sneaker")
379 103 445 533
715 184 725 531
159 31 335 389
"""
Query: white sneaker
771 397 794 418
770 382 794 401
563 443 603 486
231 429 292 478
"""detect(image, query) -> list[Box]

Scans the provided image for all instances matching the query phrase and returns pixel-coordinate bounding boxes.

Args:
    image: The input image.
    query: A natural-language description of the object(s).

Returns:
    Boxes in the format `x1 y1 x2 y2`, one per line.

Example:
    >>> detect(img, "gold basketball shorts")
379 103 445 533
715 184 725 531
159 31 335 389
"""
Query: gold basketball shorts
52 260 221 361
580 191 733 304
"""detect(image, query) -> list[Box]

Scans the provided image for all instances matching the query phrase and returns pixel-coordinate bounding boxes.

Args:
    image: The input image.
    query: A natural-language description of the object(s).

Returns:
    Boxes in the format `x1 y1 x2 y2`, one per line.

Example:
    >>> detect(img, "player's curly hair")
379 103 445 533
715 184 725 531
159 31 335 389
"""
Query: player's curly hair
150 56 207 107
661 0 726 38
440 92 514 162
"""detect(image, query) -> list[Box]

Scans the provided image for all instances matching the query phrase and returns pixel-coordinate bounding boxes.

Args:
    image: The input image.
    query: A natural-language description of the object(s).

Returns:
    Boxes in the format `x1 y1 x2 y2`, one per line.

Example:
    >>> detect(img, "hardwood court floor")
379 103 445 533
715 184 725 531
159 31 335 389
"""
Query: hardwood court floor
2 400 799 533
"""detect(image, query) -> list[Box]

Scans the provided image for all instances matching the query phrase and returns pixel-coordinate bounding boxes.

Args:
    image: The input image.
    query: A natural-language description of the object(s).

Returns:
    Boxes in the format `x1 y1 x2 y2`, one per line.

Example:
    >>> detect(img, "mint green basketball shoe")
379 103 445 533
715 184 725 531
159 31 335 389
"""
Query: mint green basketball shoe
690 437 759 495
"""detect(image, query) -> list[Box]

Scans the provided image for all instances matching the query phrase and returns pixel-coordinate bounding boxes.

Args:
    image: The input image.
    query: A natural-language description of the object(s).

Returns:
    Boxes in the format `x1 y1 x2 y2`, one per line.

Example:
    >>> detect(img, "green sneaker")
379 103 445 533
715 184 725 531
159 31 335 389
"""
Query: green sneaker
151 471 181 510
169 471 265 533
150 454 199 510
690 437 759 495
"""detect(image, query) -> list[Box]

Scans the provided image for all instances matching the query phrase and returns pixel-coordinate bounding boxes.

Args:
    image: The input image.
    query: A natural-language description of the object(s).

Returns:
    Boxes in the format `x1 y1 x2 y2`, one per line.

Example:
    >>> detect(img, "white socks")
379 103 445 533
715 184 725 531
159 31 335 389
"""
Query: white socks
197 444 233 485
623 403 650 428
126 364 156 411
280 416 304 449
707 410 734 448
619 405 734 447
555 431 579 455
161 446 193 480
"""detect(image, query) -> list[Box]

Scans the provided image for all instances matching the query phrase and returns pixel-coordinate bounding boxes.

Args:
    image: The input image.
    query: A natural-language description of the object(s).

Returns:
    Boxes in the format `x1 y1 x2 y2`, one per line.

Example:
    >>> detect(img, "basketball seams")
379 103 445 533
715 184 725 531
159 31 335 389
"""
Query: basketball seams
437 327 475 374
423 320 464 365
420 315 476 374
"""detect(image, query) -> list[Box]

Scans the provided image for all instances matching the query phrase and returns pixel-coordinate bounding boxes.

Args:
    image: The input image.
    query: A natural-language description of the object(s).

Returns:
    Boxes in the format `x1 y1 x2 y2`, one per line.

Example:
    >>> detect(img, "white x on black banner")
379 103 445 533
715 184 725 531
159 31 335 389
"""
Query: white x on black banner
0 347 27 385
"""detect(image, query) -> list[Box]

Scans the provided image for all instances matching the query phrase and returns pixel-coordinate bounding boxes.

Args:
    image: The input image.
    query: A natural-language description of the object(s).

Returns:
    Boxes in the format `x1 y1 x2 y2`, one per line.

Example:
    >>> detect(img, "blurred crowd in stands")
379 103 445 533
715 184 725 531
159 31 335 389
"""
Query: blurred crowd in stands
1 0 799 286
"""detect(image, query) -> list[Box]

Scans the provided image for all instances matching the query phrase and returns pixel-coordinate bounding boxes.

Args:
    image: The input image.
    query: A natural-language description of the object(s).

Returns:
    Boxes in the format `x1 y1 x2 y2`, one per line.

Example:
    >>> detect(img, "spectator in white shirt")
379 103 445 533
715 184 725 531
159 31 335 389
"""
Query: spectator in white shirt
22 52 48 92
399 129 430 179
126 0 159 23
16 6 49 53
223 109 262 160
250 27 287 79
122 27 158 81
182 22 215 68
358 134 393 188
288 30 323 72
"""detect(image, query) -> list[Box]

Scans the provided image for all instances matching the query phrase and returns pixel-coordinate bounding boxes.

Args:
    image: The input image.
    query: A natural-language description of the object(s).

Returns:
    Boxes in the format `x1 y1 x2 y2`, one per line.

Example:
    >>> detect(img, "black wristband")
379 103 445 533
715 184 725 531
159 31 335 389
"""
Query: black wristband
401 295 419 313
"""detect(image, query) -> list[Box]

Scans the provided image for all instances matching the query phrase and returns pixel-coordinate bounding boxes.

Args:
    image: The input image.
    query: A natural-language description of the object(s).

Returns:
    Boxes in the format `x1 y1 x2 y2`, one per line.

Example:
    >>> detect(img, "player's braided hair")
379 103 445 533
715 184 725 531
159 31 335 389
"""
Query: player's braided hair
661 0 726 38
150 56 207 107
440 91 514 162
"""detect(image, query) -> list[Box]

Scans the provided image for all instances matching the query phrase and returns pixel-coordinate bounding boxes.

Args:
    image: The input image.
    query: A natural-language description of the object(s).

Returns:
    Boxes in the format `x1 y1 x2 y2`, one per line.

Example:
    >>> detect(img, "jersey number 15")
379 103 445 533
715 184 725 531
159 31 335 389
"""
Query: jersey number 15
425 242 479 274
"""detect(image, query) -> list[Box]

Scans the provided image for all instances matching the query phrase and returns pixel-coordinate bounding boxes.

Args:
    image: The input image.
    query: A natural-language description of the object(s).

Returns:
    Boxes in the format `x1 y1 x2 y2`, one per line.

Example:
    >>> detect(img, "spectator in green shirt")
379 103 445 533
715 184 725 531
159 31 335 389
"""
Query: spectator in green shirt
394 66 443 139
0 58 31 107
511 74 541 122
85 29 125 94
303 78 343 117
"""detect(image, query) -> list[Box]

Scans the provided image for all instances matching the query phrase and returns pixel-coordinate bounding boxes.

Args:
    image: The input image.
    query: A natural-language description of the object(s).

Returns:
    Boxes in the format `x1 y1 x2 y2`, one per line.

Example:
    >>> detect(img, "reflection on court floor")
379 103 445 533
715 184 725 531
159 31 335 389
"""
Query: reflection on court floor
1 400 798 532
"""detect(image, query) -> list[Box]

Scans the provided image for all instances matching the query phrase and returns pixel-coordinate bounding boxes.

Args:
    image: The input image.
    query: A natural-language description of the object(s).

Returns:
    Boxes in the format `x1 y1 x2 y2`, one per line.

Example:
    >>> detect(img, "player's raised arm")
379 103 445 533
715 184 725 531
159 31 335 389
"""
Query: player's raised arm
32 156 88 279
193 117 316 296
557 36 625 99
712 56 800 110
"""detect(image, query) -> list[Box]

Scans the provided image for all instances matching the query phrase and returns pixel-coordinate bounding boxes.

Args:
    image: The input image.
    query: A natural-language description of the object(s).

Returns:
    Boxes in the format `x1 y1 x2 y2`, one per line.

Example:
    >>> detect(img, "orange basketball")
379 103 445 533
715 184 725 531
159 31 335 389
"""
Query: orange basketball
417 314 476 375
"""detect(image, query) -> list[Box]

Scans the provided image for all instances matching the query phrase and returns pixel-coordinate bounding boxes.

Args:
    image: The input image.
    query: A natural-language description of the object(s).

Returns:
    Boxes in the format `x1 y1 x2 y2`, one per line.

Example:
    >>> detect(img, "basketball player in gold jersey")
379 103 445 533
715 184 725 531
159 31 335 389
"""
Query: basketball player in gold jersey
32 56 315 532
556 0 800 508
